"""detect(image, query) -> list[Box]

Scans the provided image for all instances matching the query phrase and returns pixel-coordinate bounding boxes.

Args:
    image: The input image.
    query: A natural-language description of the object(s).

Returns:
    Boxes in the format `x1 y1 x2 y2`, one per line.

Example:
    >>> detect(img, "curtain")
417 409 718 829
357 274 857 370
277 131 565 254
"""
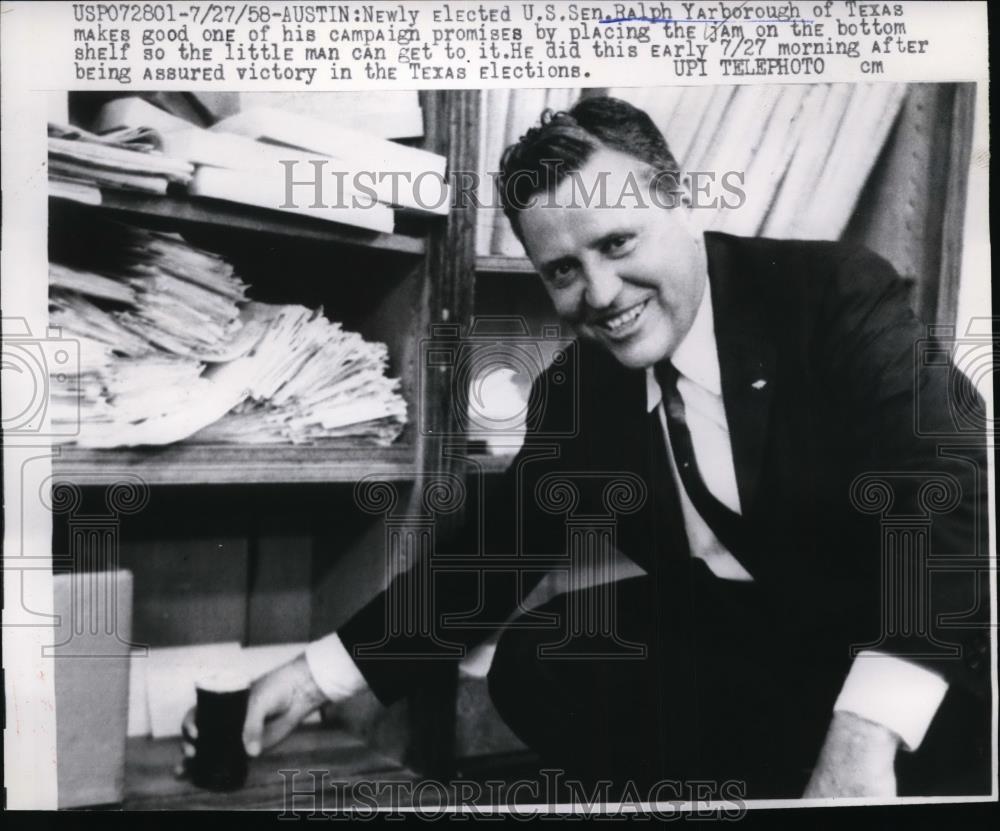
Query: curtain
476 83 908 255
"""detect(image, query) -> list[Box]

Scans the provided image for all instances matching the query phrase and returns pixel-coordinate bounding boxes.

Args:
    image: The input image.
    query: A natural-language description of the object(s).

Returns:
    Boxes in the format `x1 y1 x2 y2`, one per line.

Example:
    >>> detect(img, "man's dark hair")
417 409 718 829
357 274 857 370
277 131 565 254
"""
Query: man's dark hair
496 96 682 241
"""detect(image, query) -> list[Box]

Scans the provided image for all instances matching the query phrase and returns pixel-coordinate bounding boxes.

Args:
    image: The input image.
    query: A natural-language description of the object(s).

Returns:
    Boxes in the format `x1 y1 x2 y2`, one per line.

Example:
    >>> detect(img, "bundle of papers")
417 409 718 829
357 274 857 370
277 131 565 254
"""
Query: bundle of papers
48 122 194 197
237 91 426 140
48 223 251 446
49 218 406 448
187 165 394 233
87 96 448 223
53 222 249 360
193 303 407 446
213 107 449 216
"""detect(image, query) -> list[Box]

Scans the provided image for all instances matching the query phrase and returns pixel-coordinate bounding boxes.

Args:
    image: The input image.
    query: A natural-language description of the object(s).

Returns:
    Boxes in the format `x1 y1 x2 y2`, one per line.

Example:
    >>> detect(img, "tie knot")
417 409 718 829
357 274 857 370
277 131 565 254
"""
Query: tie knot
654 360 680 395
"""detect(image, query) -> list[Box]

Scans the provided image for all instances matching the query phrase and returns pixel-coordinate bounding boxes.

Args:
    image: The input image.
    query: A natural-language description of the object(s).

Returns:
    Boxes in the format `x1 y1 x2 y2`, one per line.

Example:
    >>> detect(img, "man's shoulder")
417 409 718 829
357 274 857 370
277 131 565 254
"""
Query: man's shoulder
705 231 903 289
704 231 911 324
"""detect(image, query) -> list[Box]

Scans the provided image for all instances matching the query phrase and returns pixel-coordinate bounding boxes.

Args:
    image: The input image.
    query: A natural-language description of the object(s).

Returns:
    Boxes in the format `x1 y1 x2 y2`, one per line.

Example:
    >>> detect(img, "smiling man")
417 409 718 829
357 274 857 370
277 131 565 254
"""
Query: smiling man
518 147 706 370
185 97 990 800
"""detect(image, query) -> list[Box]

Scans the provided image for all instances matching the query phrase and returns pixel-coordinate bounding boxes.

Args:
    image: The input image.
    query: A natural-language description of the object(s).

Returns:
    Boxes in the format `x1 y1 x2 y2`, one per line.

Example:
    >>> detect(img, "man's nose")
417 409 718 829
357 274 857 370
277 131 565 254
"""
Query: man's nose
582 261 624 309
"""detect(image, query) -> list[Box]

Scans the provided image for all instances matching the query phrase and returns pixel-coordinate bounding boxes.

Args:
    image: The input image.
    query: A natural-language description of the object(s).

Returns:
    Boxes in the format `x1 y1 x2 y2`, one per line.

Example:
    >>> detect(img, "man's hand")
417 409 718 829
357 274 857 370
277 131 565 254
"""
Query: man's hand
803 711 901 798
178 654 330 774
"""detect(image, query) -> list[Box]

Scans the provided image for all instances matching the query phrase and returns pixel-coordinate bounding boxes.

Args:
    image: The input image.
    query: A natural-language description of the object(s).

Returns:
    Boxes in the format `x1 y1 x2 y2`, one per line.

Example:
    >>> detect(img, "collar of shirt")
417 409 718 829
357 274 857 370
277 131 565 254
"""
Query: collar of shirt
646 280 722 413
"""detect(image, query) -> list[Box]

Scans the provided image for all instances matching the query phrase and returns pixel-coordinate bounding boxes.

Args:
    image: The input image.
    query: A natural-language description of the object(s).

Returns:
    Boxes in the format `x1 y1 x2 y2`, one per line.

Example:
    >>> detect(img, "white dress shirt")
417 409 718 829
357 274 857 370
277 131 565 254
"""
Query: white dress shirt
306 281 948 751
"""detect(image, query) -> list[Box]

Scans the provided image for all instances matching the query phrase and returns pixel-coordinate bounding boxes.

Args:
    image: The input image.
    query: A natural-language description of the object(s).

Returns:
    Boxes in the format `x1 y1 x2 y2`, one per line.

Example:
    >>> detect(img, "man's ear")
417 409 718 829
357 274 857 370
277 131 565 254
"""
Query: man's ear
677 173 693 211
673 176 710 234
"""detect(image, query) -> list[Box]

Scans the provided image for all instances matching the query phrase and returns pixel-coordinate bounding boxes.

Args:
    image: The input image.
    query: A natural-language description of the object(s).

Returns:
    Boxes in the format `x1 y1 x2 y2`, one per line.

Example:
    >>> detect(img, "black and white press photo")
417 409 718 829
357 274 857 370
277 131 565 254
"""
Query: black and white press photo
1 0 994 818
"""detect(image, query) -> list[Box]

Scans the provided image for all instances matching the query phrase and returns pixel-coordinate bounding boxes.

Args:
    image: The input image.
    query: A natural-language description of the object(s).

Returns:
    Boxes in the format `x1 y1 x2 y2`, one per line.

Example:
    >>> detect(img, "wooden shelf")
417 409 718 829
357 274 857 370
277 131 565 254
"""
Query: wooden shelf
53 190 428 256
52 443 418 486
475 255 535 276
123 728 416 810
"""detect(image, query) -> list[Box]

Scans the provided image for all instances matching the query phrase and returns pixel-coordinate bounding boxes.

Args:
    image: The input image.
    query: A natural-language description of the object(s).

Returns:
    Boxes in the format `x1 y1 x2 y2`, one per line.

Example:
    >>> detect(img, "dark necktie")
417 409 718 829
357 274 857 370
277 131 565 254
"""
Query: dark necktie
648 390 690 564
646 366 701 775
654 361 749 565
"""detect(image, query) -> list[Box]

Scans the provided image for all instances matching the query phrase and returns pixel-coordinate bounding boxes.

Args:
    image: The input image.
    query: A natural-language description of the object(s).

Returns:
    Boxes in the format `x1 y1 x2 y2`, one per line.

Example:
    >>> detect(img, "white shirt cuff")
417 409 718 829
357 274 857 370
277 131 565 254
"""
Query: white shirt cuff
304 632 369 703
833 650 949 751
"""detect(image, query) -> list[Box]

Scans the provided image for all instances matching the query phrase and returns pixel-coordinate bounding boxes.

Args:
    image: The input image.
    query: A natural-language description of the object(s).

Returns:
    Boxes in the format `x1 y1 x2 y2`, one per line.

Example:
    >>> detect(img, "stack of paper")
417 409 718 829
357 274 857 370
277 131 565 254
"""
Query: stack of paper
89 96 196 135
187 164 394 233
194 303 407 447
48 122 194 197
88 94 445 230
48 220 254 445
212 107 449 216
49 217 407 448
57 222 250 359
238 91 425 140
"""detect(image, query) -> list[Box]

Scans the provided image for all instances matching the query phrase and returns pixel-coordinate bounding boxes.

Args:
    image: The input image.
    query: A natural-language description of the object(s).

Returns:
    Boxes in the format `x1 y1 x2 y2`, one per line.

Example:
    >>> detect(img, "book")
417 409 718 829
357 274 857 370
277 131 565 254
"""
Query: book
214 106 444 175
49 177 102 205
160 127 446 217
239 91 425 139
212 107 450 215
91 96 196 135
48 123 194 195
187 165 395 234
160 126 319 172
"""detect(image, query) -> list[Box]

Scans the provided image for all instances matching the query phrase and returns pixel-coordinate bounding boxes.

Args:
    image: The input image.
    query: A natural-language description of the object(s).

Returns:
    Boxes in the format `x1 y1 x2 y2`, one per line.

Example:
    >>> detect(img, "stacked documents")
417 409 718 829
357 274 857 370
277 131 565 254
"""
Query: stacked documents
193 303 407 447
52 222 249 360
88 95 448 225
48 218 406 448
212 107 449 216
48 222 250 445
48 122 194 197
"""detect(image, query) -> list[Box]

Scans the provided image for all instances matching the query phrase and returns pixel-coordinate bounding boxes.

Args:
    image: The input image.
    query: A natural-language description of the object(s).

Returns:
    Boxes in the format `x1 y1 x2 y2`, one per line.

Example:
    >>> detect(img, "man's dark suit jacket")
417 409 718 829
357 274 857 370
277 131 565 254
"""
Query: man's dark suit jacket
339 232 990 718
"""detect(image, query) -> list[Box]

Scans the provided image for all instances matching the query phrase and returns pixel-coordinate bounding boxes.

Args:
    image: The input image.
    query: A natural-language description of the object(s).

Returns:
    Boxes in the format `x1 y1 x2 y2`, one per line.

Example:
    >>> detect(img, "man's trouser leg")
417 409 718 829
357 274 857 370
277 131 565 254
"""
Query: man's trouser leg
487 562 852 797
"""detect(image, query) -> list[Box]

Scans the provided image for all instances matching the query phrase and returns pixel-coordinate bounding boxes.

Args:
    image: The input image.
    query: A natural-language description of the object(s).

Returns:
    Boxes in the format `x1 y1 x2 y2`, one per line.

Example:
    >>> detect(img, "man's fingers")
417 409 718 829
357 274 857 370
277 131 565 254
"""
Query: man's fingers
173 755 193 780
178 705 198 778
260 711 301 752
181 707 198 742
242 685 273 758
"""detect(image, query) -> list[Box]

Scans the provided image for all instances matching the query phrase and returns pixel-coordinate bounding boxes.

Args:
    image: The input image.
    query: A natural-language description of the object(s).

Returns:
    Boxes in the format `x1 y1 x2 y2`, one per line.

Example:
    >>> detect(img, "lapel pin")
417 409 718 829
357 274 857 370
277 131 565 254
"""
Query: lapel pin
751 379 767 390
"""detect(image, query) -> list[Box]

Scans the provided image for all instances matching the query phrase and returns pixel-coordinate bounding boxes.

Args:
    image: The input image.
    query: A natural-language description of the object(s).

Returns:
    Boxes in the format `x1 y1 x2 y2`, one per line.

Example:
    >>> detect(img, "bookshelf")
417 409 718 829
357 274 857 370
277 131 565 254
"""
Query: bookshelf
48 93 474 487
474 255 535 276
48 90 480 808
52 444 418 486
123 728 416 809
67 189 428 256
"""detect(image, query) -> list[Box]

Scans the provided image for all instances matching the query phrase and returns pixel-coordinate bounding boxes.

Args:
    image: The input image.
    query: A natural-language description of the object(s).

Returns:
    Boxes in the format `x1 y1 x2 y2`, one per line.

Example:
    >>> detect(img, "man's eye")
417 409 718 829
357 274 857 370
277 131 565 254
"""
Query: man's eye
605 236 631 253
550 263 576 284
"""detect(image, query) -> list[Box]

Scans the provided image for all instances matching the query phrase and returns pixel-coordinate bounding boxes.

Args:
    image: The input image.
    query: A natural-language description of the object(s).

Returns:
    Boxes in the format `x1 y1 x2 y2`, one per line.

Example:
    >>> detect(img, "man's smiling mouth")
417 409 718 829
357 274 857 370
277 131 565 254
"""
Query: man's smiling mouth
595 299 649 335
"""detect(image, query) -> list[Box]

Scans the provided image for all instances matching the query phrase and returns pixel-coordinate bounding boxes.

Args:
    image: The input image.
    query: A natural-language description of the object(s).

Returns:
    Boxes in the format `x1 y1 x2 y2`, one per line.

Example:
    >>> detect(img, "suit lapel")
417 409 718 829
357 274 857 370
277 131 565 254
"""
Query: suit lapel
705 233 777 518
579 343 667 571
583 341 649 475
